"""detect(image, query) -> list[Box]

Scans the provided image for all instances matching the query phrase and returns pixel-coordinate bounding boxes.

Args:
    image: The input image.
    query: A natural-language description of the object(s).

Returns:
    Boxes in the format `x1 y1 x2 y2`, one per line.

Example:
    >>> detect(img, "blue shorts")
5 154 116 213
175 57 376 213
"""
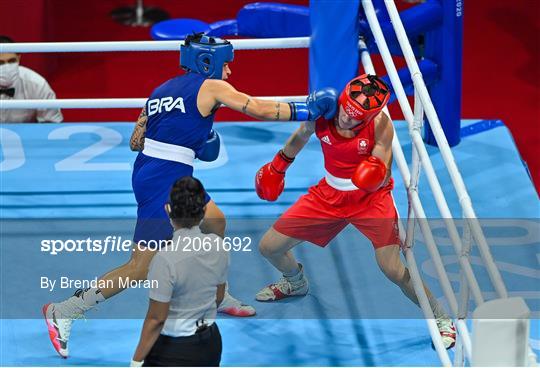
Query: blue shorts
132 154 210 244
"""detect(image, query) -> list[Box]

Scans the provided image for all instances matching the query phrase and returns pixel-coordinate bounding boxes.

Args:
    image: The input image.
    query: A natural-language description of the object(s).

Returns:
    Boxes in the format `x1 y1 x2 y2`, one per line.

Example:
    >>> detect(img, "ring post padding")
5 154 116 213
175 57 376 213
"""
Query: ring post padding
423 0 463 147
472 297 531 366
309 0 360 92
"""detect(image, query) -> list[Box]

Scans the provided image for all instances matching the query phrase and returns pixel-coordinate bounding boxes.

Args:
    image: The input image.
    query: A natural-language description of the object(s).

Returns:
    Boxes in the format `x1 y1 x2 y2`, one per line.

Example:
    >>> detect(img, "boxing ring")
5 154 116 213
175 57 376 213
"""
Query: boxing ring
1 1 539 366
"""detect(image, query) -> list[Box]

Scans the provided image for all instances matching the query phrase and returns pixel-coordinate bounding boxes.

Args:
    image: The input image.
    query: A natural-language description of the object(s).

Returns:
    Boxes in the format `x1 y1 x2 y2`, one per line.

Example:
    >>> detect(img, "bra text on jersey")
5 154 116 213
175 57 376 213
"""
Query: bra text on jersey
147 97 186 116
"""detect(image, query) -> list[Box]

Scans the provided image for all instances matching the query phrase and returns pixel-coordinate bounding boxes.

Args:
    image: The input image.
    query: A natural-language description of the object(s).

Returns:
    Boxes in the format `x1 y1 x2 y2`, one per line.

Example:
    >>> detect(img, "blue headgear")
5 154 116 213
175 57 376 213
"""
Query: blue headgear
180 34 234 79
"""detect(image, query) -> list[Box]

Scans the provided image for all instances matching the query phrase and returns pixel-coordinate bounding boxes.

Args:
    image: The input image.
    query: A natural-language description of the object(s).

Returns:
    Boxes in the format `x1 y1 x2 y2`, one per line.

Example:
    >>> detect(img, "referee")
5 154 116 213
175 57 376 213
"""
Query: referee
131 177 229 367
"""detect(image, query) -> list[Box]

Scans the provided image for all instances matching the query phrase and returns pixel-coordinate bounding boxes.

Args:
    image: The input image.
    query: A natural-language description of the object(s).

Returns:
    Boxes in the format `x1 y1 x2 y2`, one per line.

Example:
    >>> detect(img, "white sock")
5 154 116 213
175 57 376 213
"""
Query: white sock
77 287 105 308
56 288 103 318
284 264 304 283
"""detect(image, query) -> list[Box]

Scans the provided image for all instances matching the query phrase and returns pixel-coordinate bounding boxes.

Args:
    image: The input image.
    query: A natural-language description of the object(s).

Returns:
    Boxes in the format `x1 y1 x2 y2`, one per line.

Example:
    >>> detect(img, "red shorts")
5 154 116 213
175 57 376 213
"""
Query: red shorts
274 177 401 248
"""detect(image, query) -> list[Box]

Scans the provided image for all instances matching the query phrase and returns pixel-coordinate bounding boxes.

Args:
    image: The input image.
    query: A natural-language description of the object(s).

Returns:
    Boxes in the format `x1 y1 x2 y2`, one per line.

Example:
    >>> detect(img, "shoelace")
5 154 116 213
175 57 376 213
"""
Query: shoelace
53 314 86 343
53 298 89 342
274 277 292 293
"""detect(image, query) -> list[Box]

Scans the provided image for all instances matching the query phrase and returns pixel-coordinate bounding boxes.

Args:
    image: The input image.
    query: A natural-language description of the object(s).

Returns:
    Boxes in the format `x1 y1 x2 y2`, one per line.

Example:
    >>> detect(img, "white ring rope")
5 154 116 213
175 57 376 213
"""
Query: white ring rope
0 37 310 53
382 0 510 301
359 40 454 366
382 0 507 298
362 0 484 307
364 1 537 365
0 96 307 109
0 36 308 110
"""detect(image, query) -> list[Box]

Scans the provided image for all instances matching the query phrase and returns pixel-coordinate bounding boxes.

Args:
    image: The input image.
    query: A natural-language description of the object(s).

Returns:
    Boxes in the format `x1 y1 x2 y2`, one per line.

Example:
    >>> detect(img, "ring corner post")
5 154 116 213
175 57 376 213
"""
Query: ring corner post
424 0 464 147
309 0 360 92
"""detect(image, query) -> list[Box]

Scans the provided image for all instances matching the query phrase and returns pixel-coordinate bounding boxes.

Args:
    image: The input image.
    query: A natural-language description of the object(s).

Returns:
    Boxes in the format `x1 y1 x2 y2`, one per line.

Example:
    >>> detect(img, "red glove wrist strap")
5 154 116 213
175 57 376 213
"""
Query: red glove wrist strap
271 150 294 173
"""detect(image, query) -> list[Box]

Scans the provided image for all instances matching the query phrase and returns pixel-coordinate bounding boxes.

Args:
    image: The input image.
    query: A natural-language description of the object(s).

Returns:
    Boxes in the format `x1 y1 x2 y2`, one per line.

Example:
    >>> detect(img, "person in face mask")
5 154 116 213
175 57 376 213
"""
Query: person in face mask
0 35 63 123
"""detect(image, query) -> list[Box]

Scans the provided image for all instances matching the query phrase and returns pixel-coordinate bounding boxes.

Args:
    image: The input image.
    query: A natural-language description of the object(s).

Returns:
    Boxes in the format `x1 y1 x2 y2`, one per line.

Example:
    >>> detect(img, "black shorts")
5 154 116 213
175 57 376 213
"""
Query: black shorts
144 323 222 367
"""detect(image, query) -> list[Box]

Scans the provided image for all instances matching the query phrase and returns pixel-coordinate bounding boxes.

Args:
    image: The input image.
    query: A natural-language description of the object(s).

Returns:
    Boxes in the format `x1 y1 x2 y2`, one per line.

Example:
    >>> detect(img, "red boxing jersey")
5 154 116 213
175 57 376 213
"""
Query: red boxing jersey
315 118 375 178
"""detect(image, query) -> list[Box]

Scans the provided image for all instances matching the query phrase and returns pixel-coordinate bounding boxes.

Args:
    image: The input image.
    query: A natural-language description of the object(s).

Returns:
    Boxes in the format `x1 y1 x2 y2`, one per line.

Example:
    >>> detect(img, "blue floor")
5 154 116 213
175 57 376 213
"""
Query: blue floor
0 120 538 366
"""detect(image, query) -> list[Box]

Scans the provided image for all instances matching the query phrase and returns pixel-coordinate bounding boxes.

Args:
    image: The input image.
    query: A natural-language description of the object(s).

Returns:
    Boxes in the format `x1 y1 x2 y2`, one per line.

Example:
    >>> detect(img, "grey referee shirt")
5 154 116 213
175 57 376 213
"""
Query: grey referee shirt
147 226 229 337
0 66 63 123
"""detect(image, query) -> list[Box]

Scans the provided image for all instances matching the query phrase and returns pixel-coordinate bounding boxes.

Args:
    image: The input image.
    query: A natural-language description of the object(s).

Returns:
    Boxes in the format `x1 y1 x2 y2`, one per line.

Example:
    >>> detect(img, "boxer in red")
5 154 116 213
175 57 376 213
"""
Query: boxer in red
255 74 456 349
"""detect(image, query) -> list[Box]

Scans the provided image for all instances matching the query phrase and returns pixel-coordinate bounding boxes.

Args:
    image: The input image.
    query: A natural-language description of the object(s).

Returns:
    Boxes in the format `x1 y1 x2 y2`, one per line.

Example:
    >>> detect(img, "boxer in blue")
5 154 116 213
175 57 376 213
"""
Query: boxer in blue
43 33 338 359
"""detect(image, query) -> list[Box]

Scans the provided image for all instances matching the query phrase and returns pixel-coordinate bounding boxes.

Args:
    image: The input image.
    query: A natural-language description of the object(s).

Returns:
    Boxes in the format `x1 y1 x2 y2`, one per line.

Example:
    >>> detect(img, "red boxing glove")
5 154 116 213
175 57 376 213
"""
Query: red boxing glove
255 150 294 201
352 156 387 192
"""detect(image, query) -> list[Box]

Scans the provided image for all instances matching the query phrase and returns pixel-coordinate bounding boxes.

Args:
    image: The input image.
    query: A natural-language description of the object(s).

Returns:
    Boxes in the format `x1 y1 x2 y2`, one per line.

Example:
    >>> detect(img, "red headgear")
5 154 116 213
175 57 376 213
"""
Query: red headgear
338 74 390 131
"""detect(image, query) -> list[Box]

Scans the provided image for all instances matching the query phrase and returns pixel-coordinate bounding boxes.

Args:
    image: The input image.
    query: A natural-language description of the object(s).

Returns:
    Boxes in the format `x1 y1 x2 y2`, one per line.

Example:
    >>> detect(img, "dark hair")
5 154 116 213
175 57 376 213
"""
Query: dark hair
0 35 15 43
168 177 206 228
184 32 223 46
184 32 204 46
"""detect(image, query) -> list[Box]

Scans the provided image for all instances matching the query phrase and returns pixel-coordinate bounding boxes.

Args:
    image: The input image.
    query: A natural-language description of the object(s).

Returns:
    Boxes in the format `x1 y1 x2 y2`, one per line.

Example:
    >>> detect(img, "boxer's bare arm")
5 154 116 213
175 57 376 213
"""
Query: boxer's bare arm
282 121 315 158
129 107 147 151
371 112 394 183
200 79 292 121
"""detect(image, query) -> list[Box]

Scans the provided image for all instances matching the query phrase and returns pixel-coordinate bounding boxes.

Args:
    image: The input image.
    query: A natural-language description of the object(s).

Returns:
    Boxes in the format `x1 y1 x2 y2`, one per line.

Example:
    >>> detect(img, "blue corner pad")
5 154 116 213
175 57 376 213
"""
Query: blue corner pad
150 18 211 40
208 19 238 37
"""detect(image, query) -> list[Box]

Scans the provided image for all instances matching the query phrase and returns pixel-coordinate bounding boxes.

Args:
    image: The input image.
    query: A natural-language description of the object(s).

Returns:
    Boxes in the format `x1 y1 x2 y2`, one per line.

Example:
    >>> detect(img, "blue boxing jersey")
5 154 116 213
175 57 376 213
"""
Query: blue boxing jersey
132 72 215 243
144 72 214 152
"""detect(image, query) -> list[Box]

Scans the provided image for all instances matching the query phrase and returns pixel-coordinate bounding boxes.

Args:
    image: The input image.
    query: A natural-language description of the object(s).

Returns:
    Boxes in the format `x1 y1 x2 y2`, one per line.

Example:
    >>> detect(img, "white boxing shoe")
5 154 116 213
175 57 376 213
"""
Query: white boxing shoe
436 318 456 350
218 291 256 317
43 291 90 358
256 268 309 302
43 303 74 358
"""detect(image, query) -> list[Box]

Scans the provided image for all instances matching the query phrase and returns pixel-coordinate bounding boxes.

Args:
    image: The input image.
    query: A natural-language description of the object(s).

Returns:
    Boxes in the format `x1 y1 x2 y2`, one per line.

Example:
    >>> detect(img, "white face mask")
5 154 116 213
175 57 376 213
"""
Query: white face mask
0 62 20 87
